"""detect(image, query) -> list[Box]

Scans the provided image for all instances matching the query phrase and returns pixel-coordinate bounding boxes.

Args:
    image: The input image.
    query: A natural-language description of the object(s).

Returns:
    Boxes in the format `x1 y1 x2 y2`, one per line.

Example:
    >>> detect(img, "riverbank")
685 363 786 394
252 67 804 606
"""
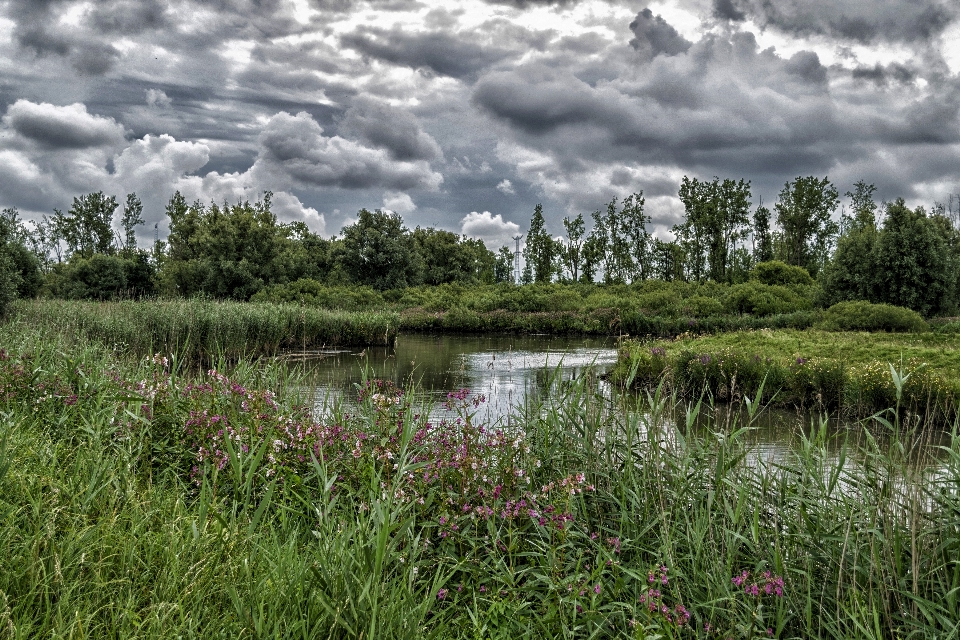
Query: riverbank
612 329 960 419
1 318 958 637
11 298 399 362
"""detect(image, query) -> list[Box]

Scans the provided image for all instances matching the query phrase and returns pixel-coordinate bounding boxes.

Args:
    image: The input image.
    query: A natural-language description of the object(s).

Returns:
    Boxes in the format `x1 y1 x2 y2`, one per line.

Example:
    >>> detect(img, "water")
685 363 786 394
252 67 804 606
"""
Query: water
287 333 954 472
289 333 617 425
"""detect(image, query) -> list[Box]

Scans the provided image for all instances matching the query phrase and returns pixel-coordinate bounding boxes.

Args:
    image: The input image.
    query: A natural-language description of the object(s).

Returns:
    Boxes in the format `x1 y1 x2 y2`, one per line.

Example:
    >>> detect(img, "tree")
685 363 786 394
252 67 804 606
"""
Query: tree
341 209 420 290
874 199 954 316
494 246 514 283
0 208 43 297
676 176 752 282
753 205 774 263
53 191 118 258
523 204 554 283
620 192 651 281
561 214 585 282
160 191 293 299
581 209 608 283
121 192 145 253
601 196 632 284
411 227 494 285
844 180 878 231
652 238 685 281
774 176 839 276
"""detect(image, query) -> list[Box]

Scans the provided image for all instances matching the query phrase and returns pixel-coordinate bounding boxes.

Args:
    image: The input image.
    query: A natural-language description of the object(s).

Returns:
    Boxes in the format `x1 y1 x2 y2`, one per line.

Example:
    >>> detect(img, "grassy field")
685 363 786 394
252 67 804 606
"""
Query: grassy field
612 329 960 419
10 298 399 363
1 315 959 638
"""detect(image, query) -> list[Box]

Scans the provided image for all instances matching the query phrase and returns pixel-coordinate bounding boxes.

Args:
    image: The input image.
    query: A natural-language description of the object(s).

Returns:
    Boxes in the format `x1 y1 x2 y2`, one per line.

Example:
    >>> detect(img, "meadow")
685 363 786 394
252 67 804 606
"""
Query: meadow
1 309 959 638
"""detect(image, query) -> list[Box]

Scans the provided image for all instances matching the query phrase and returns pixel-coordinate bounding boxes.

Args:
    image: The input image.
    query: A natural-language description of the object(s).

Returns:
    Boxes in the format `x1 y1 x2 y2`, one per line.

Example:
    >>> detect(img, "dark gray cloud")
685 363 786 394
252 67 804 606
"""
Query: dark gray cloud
852 62 917 86
3 100 126 149
86 0 170 33
712 0 745 22
341 26 510 78
0 0 957 237
254 111 442 190
629 8 692 57
726 0 957 44
340 98 442 161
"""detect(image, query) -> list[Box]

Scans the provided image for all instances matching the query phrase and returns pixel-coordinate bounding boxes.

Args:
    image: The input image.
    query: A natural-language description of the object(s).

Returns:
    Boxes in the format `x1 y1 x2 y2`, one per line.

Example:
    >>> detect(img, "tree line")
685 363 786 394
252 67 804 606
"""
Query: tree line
1 174 958 316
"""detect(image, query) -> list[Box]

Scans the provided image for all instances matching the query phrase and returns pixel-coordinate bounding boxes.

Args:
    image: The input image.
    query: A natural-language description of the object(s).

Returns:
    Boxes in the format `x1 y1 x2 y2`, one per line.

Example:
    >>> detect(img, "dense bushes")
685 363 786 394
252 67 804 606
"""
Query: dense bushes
44 253 156 300
820 199 958 316
816 301 927 333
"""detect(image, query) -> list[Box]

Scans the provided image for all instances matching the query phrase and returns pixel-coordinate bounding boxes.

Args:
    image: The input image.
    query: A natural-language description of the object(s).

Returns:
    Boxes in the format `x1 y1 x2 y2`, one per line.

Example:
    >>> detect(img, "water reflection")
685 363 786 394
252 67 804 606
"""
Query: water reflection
291 333 617 425
288 333 953 473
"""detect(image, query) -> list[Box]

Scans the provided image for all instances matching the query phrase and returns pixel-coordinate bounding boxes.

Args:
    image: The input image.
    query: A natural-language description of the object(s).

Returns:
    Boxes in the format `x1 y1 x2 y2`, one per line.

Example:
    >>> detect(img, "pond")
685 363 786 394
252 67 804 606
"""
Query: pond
287 333 953 472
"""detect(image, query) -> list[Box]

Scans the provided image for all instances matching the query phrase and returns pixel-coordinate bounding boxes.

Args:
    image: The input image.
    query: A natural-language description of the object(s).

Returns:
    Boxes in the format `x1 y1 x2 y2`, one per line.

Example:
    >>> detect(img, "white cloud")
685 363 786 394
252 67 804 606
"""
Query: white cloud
382 190 416 214
460 210 521 248
496 178 516 195
145 88 172 108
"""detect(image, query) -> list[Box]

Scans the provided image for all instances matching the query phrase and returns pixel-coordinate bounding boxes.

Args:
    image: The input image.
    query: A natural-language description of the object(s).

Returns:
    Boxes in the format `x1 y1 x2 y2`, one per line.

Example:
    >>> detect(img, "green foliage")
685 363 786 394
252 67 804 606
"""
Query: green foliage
3 322 960 637
750 260 813 286
774 176 839 276
411 227 493 285
523 203 555 283
752 204 774 263
341 208 420 290
817 301 927 333
161 191 310 300
252 279 385 310
12 299 399 362
822 198 957 316
875 199 954 316
52 190 119 258
676 176 752 282
723 281 814 316
615 329 959 418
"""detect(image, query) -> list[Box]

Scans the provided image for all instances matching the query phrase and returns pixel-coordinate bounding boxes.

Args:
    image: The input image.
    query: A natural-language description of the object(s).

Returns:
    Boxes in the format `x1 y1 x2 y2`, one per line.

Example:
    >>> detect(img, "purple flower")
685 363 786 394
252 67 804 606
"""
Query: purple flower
437 588 448 600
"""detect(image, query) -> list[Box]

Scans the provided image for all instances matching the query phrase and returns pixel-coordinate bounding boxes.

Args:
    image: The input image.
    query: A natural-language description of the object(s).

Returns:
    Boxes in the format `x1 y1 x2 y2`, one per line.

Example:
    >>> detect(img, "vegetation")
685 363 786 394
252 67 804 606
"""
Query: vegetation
1 318 959 637
612 329 960 419
10 298 399 362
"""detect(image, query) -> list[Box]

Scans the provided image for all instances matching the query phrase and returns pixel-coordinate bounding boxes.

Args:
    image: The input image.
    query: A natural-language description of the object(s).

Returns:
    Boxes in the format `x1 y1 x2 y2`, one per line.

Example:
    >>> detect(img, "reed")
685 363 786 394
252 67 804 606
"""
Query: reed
10 298 399 363
0 319 958 638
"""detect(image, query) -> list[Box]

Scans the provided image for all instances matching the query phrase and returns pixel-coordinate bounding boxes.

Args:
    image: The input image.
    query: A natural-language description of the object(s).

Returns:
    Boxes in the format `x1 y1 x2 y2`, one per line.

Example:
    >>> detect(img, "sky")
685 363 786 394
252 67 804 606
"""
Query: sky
0 0 959 248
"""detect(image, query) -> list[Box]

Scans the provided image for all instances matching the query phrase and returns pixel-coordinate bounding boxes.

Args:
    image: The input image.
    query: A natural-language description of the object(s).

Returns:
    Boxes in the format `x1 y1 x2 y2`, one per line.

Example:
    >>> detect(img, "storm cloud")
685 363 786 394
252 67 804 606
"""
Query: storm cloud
0 0 957 239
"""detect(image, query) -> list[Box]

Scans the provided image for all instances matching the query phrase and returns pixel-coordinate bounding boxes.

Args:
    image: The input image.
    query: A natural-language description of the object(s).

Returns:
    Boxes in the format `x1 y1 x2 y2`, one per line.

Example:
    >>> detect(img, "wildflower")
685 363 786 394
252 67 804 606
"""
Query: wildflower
593 584 601 594
437 588 448 600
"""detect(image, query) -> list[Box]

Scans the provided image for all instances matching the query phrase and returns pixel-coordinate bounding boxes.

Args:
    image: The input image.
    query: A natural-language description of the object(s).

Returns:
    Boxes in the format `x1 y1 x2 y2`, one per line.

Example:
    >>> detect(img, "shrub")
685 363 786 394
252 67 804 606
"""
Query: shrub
816 301 927 333
723 281 813 316
750 260 814 286
252 279 384 311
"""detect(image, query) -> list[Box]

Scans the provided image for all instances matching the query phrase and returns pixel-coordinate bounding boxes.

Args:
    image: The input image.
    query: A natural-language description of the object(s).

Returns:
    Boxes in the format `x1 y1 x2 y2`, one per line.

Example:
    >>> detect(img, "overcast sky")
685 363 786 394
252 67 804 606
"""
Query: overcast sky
1 0 958 247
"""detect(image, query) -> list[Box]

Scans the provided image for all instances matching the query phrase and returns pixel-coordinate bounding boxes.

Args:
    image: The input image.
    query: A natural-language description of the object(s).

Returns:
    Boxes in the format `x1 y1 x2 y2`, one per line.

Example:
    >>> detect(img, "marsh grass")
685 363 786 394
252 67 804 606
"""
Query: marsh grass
613 329 960 420
11 298 399 364
1 319 959 638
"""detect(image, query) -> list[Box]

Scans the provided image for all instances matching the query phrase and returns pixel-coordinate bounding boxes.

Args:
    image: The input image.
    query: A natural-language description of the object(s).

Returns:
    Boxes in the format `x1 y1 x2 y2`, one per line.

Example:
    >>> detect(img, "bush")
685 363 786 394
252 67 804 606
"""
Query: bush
816 301 927 333
252 279 385 311
723 281 813 316
750 260 814 286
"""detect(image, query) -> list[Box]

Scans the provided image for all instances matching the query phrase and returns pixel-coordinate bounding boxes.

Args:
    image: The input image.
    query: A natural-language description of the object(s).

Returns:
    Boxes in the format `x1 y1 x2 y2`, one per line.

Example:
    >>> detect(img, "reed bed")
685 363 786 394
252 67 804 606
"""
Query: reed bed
613 329 960 420
10 298 399 363
0 320 958 638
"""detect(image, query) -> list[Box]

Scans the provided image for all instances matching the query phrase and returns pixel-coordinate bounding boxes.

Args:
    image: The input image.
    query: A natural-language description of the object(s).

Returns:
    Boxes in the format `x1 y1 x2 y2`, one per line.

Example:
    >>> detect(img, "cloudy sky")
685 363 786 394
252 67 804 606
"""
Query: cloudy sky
1 0 958 247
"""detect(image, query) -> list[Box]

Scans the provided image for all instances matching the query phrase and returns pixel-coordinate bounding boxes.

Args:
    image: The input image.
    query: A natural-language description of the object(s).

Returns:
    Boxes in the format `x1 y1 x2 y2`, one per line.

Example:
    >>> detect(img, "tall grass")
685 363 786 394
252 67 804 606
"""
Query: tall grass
11 298 399 363
1 319 958 637
613 330 960 420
